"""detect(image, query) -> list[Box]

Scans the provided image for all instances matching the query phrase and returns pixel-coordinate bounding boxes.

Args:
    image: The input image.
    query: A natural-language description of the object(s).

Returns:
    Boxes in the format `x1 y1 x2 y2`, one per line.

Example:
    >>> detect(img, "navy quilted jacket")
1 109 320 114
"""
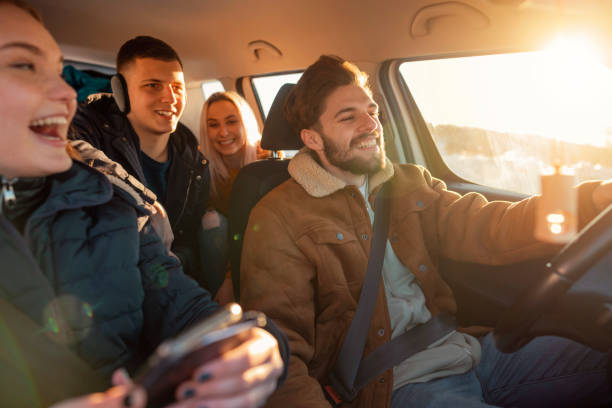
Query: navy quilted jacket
0 161 218 375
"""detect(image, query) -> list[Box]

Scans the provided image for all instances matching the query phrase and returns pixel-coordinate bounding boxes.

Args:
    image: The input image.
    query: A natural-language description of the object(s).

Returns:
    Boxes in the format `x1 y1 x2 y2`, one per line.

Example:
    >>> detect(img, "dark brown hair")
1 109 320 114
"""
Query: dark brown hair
116 36 183 73
0 0 42 21
284 55 370 132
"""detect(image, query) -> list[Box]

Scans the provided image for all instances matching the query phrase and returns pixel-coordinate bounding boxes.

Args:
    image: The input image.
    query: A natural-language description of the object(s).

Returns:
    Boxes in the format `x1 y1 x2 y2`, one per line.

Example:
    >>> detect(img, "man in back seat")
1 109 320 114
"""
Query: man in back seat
70 36 217 293
240 55 612 407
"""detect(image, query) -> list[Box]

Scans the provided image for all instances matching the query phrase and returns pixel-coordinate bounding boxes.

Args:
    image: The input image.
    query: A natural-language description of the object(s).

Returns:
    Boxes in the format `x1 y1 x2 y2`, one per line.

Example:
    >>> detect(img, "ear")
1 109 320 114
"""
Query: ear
300 128 324 151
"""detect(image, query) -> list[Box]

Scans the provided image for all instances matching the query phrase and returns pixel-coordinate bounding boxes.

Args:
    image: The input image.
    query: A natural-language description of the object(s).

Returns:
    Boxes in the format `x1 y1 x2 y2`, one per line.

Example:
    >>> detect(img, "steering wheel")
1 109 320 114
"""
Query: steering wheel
494 204 612 353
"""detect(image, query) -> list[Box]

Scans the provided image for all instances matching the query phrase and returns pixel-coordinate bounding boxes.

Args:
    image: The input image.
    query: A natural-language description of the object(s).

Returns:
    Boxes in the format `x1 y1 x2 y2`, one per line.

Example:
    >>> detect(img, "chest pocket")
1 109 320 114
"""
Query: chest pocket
392 186 441 257
306 226 367 295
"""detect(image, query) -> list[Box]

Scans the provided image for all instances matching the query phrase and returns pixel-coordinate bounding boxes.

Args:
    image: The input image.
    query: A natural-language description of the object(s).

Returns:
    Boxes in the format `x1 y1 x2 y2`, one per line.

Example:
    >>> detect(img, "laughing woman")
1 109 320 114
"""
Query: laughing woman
198 91 267 303
0 1 286 407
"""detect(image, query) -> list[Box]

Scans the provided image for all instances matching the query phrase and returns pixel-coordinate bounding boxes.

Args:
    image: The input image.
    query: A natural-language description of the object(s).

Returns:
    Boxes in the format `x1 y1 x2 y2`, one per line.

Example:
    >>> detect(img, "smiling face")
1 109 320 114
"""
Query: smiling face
303 84 384 181
206 99 246 156
0 4 77 179
123 57 185 142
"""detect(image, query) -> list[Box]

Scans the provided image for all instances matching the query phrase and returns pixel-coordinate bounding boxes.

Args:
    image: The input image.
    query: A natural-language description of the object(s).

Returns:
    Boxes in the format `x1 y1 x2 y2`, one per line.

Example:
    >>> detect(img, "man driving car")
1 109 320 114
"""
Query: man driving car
240 54 612 407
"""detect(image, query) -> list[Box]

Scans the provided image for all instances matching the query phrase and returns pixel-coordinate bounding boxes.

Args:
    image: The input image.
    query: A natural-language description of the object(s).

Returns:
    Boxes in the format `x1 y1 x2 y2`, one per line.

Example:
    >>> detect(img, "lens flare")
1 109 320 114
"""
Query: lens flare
546 213 565 224
46 317 59 334
82 303 94 318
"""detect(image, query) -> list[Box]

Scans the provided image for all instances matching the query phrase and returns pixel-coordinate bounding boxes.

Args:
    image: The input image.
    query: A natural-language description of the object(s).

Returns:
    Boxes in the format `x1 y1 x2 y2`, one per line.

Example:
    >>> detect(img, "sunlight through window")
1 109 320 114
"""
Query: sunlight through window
399 37 612 194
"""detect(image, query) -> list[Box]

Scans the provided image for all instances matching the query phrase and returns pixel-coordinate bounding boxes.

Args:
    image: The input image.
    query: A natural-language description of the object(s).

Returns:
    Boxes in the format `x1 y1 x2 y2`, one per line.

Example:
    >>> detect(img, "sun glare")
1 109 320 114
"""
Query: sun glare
546 34 602 65
401 33 612 149
537 34 611 147
400 31 612 194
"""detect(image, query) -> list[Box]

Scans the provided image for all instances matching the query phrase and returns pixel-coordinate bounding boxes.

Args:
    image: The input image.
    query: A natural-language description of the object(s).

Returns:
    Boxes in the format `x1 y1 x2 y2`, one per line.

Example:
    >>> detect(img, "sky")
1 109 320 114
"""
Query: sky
400 36 612 147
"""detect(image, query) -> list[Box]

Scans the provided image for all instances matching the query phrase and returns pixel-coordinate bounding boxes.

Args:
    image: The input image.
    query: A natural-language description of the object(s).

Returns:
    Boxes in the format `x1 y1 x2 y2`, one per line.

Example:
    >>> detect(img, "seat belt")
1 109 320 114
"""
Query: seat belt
325 182 457 404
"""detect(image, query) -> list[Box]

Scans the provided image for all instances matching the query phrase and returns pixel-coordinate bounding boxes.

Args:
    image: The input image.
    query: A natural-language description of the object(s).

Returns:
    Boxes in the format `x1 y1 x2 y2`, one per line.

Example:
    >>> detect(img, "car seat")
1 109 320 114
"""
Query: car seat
228 84 303 300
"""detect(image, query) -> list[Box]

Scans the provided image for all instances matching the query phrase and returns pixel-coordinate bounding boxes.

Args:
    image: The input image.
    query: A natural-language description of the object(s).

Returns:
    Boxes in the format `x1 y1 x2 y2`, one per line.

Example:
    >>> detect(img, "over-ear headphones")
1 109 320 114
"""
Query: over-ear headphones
110 74 130 114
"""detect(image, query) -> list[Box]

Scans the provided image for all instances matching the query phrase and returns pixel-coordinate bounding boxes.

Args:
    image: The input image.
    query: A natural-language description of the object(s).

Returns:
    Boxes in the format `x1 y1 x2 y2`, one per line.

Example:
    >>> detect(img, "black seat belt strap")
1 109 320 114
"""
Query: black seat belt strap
353 313 456 391
327 182 391 401
326 181 457 404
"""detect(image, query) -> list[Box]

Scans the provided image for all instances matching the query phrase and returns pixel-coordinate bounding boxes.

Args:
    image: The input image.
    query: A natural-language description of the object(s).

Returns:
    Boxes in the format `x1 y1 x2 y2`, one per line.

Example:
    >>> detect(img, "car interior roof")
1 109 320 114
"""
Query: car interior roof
29 0 612 83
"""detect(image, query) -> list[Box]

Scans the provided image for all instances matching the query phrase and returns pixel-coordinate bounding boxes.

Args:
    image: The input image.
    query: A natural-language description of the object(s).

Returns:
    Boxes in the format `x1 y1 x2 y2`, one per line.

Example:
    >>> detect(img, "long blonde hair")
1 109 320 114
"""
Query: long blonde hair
200 91 261 199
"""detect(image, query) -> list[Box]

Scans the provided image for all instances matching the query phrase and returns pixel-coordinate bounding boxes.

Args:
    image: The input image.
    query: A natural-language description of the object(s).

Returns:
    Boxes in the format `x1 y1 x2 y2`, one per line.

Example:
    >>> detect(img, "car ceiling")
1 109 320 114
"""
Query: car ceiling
28 0 612 83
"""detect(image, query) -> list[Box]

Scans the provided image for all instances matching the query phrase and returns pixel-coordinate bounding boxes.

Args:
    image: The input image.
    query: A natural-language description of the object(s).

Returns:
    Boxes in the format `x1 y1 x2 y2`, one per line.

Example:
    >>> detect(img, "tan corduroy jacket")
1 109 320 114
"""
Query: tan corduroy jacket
240 149 603 408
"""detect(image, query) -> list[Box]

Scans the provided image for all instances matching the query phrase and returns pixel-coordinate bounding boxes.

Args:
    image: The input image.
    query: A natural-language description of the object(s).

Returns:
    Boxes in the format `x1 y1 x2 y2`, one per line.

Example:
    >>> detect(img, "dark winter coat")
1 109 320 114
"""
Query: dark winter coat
69 94 210 286
0 161 289 407
0 162 218 376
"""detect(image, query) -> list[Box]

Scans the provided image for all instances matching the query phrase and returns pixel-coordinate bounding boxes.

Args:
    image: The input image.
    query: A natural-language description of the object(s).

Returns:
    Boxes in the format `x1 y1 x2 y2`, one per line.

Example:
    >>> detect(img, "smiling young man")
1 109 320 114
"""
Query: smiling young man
239 55 612 407
69 36 214 291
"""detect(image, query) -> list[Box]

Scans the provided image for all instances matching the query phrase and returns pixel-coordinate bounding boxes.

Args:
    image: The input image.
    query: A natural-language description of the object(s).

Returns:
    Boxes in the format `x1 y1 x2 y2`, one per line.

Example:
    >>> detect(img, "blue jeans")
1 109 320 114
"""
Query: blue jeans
391 334 611 407
198 211 229 297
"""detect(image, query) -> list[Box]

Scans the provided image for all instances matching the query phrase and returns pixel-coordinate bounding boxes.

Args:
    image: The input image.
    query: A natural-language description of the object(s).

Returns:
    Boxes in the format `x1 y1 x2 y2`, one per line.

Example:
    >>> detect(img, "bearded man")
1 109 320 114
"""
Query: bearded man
240 55 612 408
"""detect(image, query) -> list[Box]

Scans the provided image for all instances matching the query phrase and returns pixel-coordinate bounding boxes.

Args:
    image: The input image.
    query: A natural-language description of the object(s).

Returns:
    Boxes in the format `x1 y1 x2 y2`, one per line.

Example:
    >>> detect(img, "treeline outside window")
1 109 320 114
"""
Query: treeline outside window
399 43 612 195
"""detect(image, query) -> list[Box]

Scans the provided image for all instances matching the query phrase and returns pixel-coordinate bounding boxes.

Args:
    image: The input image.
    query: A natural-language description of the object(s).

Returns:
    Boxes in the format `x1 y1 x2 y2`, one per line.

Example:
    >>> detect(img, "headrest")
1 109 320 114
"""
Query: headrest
261 83 304 151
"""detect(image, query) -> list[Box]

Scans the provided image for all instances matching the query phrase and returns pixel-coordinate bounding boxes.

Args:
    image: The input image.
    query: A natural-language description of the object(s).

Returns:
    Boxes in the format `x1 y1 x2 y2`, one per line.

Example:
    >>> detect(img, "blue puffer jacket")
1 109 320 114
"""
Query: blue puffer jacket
0 161 218 375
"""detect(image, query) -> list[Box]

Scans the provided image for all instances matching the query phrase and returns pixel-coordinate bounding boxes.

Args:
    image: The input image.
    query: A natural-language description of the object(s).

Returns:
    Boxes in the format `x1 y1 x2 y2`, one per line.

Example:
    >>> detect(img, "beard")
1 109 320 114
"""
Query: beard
320 131 385 176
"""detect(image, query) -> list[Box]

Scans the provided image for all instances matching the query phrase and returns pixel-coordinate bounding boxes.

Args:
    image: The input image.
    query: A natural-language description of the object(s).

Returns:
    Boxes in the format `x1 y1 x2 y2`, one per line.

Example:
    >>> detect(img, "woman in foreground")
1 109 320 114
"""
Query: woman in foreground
0 1 286 407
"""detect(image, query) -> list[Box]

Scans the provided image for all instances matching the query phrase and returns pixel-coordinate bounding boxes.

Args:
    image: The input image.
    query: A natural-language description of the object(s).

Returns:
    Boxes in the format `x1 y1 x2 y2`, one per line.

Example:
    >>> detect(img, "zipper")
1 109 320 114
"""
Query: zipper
1 176 17 214
172 169 194 229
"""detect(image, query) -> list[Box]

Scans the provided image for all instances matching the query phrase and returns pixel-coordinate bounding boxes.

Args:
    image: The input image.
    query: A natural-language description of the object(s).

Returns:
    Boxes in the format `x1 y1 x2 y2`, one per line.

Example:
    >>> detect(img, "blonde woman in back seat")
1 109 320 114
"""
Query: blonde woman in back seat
199 91 268 304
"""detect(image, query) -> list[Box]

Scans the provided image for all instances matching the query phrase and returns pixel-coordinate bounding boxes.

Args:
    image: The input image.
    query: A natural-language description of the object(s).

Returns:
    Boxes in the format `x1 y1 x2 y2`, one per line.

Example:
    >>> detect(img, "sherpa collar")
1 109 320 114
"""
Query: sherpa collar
288 147 394 198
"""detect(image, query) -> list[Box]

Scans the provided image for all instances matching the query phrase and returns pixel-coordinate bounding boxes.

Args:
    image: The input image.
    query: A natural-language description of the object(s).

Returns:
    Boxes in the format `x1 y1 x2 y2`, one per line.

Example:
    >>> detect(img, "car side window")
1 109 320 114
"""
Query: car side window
201 80 225 100
399 47 612 195
251 72 303 119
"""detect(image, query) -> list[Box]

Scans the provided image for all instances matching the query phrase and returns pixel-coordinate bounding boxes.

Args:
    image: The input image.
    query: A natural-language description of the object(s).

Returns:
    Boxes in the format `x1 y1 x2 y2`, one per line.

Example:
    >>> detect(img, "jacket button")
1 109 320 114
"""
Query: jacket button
377 328 385 337
362 233 368 240
379 377 385 383
336 232 344 241
195 175 202 181
121 136 127 142
201 159 208 165
103 123 110 128
178 230 184 235
416 200 424 208
419 264 427 272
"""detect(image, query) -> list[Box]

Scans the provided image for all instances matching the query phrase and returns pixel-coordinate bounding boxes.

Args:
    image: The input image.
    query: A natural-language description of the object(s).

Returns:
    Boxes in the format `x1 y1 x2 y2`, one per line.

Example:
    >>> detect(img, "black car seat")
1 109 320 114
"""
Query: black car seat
228 84 303 299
